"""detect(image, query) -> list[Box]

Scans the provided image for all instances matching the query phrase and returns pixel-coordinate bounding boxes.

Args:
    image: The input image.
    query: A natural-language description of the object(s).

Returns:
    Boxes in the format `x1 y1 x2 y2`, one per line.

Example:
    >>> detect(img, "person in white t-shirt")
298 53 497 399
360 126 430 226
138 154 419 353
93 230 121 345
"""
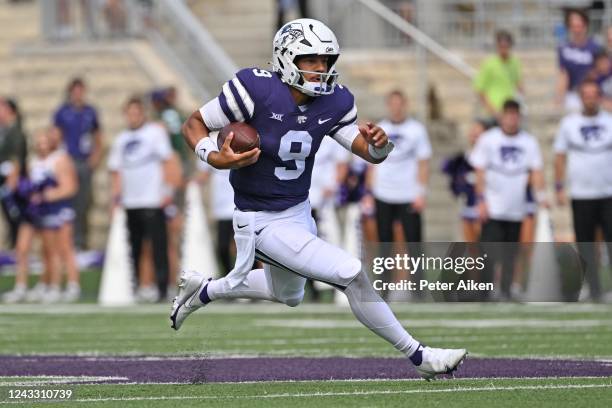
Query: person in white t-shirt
108 97 173 300
372 90 431 297
197 159 235 275
554 80 612 301
470 99 546 300
310 136 349 219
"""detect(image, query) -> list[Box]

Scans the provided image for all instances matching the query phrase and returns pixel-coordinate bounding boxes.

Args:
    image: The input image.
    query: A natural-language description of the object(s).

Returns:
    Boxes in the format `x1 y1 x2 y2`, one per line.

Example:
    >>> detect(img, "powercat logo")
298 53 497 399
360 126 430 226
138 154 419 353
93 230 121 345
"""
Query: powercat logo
278 23 304 47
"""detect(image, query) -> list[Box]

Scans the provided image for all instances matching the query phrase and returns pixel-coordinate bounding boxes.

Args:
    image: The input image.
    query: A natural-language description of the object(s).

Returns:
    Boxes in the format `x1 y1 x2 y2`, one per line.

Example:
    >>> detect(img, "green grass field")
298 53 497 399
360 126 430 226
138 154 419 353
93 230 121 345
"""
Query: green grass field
0 301 611 407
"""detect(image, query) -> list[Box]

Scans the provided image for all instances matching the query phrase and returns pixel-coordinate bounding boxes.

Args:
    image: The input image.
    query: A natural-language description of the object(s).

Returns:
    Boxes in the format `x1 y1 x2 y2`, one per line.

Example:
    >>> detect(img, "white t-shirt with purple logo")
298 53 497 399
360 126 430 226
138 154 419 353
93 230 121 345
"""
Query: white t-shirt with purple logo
470 128 543 222
554 111 612 199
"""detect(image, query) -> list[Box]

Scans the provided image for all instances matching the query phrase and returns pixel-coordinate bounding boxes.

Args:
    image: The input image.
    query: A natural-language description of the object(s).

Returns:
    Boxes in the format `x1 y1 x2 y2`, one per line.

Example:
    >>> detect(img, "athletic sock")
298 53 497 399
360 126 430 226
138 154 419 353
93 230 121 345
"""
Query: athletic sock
198 279 212 304
343 271 420 357
408 344 425 365
204 269 275 302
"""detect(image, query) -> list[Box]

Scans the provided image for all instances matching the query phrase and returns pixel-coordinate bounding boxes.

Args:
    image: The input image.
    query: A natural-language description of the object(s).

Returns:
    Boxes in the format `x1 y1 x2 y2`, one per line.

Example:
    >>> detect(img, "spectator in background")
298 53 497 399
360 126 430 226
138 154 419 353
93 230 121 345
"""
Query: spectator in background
151 87 191 177
442 119 492 242
587 51 612 111
556 9 601 112
47 126 80 302
53 77 102 250
196 158 235 276
103 0 127 37
151 87 190 300
276 0 309 31
372 90 431 298
470 100 546 300
0 98 27 247
2 128 77 303
554 80 612 302
605 26 612 55
473 31 523 120
108 97 172 301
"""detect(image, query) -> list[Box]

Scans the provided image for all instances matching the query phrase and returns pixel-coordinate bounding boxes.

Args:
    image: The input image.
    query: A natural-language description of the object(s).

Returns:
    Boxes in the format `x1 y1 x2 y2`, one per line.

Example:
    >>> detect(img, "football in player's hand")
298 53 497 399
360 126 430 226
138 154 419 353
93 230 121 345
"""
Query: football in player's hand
217 122 260 153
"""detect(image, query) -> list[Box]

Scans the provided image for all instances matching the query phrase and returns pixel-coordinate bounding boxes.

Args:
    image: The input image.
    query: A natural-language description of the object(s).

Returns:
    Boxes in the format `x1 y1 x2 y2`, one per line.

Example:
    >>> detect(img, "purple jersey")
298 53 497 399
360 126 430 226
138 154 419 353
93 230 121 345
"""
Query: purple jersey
53 103 100 161
558 38 601 91
218 68 356 211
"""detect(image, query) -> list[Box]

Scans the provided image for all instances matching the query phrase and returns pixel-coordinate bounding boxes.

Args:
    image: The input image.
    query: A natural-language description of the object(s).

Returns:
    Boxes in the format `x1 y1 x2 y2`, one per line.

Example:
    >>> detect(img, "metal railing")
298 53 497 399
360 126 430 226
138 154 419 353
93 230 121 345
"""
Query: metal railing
359 0 476 78
371 0 612 49
146 0 238 102
312 0 477 120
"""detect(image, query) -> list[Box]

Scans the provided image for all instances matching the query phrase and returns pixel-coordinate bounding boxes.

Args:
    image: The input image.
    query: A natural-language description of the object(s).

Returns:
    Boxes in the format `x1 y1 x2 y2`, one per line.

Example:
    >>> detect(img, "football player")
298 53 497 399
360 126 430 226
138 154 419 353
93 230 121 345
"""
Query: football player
171 18 467 380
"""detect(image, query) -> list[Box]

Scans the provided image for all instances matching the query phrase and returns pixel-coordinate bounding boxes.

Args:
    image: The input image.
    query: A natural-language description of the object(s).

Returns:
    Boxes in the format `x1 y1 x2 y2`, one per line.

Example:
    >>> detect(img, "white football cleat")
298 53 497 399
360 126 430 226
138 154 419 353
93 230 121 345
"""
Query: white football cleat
413 346 468 381
170 270 210 331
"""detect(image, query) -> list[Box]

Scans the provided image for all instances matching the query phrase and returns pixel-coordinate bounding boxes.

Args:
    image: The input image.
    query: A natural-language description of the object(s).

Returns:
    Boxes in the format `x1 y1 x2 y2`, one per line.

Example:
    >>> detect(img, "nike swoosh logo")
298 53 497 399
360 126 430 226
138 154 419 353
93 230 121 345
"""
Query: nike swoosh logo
255 228 265 236
237 224 248 229
318 118 332 124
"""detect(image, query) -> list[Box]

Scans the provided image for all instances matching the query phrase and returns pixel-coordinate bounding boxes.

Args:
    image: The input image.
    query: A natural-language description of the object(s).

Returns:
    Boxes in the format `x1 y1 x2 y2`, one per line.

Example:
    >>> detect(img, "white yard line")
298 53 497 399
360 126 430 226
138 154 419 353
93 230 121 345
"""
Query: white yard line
2 382 611 404
0 376 128 386
1 303 611 315
254 318 612 329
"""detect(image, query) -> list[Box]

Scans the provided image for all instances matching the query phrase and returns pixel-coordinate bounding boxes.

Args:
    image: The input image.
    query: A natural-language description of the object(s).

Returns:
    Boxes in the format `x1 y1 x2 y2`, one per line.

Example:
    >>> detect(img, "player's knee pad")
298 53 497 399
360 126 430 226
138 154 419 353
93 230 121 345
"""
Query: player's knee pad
337 258 362 287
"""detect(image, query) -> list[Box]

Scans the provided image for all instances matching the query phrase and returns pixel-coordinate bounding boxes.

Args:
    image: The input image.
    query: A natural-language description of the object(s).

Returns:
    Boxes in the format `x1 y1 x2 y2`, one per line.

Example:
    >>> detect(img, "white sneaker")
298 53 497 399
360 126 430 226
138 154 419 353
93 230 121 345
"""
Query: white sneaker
413 345 468 381
170 270 210 331
42 285 62 304
25 282 48 302
62 282 81 303
2 285 27 303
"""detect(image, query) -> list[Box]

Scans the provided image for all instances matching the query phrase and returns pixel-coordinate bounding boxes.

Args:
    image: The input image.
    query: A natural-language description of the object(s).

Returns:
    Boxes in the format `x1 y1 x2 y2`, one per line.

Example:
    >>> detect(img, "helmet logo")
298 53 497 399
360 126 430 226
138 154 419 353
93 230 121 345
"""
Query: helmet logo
279 23 304 47
325 46 335 53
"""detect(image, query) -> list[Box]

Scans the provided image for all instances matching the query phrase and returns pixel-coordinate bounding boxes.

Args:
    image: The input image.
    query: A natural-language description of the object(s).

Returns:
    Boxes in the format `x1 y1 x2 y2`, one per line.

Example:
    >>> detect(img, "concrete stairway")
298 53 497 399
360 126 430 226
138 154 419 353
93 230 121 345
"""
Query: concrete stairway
186 0 275 69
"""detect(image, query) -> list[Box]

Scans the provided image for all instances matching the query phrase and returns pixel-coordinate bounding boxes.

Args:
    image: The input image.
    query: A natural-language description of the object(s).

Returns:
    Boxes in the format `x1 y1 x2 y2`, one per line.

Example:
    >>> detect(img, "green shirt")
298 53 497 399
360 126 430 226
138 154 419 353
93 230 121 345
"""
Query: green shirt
473 55 522 111
0 122 27 175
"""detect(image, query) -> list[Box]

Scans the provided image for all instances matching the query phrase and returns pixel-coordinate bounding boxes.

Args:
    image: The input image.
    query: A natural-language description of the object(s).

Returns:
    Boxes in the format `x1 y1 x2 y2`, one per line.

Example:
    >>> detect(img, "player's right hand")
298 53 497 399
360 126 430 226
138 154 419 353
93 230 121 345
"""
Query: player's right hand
208 132 260 170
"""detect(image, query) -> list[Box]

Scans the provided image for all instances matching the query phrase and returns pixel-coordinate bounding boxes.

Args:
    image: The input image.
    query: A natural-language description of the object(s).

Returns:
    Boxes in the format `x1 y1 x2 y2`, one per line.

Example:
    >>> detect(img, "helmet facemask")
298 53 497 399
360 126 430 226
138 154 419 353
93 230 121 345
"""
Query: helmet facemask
292 54 339 96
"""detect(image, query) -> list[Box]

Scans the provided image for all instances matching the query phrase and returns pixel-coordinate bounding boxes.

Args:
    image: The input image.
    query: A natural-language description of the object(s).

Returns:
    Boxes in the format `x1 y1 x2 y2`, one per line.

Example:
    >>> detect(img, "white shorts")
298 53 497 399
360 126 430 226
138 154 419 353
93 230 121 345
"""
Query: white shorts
245 200 361 301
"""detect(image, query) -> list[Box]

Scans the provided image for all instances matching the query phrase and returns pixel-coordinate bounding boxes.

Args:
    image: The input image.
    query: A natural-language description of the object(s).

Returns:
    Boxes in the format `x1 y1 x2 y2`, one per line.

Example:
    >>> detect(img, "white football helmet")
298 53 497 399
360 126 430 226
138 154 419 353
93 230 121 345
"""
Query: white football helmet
272 18 340 97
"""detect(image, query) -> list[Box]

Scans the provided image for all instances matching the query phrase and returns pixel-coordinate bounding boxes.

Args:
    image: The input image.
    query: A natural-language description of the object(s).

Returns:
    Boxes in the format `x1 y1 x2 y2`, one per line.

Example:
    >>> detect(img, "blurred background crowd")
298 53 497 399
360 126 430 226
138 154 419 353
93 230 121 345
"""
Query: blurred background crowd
0 0 611 304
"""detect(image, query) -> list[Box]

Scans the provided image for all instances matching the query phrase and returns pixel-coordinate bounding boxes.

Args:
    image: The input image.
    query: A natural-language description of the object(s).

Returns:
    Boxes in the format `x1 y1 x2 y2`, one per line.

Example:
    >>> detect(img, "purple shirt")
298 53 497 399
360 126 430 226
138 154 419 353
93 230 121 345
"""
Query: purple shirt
53 103 100 160
558 38 601 91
